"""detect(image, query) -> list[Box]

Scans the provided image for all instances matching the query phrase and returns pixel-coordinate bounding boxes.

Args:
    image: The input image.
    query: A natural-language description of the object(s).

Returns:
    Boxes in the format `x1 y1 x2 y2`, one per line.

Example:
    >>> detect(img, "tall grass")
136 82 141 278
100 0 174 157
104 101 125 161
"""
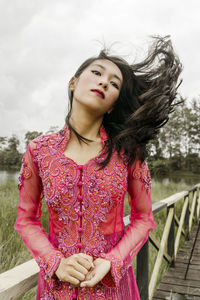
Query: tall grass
0 178 197 299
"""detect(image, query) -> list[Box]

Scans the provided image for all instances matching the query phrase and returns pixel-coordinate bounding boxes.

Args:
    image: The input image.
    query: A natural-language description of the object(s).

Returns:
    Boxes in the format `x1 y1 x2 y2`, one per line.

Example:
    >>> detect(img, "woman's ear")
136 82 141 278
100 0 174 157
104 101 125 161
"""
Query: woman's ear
69 77 76 91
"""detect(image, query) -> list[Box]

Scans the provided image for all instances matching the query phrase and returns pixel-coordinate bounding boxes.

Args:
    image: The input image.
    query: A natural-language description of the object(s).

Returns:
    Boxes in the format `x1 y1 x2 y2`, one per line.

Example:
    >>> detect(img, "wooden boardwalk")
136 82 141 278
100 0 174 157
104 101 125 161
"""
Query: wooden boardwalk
153 222 200 300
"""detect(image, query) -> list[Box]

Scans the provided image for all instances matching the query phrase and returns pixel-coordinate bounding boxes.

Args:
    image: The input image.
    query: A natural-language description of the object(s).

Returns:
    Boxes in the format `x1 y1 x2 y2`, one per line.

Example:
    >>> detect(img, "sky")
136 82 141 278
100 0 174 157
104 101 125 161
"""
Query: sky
0 0 200 145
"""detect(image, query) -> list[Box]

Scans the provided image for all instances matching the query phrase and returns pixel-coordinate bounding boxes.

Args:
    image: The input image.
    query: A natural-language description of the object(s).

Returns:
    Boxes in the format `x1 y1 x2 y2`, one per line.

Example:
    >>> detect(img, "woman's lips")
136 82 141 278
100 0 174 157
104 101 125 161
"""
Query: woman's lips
91 89 105 99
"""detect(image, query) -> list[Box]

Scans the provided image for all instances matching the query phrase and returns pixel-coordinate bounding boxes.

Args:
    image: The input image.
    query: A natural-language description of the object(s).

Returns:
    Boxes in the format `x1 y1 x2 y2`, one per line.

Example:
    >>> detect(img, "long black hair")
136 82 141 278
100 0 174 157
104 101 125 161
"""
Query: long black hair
65 35 183 169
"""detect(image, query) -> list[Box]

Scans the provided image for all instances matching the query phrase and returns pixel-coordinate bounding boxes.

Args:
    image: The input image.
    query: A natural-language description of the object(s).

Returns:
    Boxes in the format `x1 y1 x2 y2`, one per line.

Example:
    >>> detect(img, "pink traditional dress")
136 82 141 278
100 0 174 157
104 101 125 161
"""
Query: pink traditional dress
15 124 156 300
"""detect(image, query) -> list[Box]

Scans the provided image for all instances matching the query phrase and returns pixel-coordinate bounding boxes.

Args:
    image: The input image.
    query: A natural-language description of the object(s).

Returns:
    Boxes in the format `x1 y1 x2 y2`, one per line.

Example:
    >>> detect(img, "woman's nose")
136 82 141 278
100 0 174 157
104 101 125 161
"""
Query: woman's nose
99 81 108 90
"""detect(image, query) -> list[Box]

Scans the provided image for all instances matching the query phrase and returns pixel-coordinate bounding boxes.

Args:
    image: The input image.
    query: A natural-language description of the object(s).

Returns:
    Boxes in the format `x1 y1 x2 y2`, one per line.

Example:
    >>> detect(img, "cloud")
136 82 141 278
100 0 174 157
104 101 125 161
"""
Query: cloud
0 0 200 140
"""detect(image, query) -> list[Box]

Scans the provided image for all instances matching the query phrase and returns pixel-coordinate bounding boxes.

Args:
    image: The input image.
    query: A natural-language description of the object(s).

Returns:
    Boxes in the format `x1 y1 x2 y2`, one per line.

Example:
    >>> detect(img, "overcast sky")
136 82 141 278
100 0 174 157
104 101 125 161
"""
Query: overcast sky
1 0 200 144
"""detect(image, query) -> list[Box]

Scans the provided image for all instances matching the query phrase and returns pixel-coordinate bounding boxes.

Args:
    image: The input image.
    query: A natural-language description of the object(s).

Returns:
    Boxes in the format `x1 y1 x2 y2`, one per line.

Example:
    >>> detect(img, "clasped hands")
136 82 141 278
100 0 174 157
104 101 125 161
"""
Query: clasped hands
55 253 111 288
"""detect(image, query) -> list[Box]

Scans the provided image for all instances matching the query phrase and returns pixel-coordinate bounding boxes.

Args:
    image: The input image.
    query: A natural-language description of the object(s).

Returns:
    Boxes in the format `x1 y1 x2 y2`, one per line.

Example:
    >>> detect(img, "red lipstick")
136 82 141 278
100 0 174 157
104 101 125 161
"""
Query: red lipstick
91 89 105 99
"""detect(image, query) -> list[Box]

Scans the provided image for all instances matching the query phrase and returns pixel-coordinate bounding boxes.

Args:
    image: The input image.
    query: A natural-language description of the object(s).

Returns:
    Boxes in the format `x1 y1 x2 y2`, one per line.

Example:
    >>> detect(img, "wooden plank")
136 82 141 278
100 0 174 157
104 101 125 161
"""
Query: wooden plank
175 258 200 265
160 277 200 288
176 252 200 258
174 262 200 270
175 196 189 258
175 214 186 236
152 201 167 215
154 289 200 299
189 191 197 232
180 246 200 251
0 259 39 300
164 268 200 280
149 207 174 299
152 200 200 300
178 246 200 251
168 204 175 266
159 191 189 207
157 282 200 296
179 245 200 251
149 232 172 263
176 254 200 260
177 251 200 256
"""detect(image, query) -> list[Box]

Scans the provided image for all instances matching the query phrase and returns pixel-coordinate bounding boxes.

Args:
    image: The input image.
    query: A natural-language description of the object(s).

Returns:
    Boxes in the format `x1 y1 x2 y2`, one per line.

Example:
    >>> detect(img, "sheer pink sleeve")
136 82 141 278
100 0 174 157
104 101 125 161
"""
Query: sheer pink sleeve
14 142 64 287
99 160 156 287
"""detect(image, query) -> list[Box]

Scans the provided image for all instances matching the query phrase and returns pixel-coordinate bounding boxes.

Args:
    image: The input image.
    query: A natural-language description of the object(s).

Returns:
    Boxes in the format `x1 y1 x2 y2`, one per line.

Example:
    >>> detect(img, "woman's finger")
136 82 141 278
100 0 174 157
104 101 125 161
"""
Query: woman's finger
65 275 80 286
85 269 95 281
80 273 100 288
77 254 94 269
73 261 88 275
69 268 86 281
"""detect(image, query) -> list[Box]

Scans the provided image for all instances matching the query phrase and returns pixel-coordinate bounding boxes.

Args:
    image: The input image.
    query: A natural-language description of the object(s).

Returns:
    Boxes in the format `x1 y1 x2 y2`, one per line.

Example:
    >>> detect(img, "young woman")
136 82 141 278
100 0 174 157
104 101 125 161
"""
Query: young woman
15 36 182 300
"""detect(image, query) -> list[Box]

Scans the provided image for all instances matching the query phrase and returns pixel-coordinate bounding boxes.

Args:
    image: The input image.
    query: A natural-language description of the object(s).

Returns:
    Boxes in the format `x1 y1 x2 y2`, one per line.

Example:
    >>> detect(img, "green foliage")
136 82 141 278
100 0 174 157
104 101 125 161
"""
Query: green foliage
0 131 43 171
149 97 200 174
1 96 200 173
148 158 170 176
25 131 43 148
0 135 22 170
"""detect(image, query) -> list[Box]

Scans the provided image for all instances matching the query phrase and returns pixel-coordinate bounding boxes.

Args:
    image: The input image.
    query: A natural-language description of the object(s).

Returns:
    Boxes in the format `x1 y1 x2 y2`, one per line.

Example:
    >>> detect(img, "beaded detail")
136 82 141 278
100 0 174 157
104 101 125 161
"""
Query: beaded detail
31 125 128 260
18 157 32 189
38 252 64 280
132 161 151 192
16 124 155 300
99 252 127 288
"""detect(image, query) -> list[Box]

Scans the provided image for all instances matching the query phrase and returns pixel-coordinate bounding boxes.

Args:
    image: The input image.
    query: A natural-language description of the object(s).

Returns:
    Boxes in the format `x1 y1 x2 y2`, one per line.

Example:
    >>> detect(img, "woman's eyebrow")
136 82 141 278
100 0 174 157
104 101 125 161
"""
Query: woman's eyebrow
91 63 122 83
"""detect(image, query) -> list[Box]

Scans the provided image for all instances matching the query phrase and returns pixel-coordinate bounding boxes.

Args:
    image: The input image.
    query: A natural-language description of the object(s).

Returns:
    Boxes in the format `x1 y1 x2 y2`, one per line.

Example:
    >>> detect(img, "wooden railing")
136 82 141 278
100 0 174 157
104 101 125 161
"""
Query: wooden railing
0 183 200 300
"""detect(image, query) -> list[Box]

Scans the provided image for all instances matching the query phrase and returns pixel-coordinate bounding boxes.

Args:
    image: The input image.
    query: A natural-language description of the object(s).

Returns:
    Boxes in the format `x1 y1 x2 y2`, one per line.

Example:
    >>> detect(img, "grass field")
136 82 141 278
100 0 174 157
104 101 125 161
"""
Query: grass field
0 177 198 299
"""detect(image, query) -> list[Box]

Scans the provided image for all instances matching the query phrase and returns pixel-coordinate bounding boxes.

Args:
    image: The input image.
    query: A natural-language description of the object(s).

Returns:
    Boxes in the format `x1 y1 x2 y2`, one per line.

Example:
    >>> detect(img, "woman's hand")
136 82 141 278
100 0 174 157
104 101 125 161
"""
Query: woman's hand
55 253 94 287
80 258 111 288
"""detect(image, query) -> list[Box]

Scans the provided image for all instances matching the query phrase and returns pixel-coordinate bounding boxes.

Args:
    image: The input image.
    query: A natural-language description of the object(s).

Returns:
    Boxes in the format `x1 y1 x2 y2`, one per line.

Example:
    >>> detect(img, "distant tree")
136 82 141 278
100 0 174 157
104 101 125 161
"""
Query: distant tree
25 131 43 147
0 135 22 170
148 98 200 175
188 98 200 155
0 136 7 150
7 135 20 151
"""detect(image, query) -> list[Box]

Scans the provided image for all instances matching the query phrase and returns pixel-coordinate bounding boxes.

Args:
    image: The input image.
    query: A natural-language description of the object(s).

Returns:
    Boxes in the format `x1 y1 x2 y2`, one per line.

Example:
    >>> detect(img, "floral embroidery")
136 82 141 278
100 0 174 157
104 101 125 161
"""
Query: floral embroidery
17 124 154 299
38 251 64 279
132 161 151 192
31 126 128 262
99 253 127 288
18 158 32 189
40 292 55 300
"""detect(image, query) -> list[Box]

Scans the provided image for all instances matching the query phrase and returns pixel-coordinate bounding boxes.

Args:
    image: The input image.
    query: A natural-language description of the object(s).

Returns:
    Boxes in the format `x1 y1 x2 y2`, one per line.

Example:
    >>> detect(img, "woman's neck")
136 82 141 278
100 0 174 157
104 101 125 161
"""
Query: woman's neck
69 111 103 142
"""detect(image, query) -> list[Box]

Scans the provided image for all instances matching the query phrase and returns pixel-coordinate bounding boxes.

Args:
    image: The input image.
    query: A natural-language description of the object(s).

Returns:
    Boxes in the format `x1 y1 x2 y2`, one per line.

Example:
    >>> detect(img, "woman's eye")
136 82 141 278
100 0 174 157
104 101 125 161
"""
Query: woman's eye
111 82 119 89
91 70 101 76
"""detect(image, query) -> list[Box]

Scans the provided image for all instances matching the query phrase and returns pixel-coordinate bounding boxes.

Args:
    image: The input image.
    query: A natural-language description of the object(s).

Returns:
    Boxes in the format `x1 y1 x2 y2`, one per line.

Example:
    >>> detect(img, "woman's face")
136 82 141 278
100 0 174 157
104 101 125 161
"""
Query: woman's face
70 59 123 116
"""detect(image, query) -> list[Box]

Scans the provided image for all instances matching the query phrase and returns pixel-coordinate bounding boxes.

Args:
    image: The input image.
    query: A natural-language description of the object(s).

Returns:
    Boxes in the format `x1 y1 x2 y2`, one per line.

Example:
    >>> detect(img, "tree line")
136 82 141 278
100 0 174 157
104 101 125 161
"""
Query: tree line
148 97 200 175
0 99 199 175
0 126 58 171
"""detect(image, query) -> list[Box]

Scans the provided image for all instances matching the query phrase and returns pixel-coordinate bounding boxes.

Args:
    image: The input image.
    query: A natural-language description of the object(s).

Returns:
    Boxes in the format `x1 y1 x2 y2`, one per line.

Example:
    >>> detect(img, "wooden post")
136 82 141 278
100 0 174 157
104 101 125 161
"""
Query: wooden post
137 239 149 300
167 204 175 267
184 195 190 240
197 186 200 220
189 190 197 232
194 188 198 223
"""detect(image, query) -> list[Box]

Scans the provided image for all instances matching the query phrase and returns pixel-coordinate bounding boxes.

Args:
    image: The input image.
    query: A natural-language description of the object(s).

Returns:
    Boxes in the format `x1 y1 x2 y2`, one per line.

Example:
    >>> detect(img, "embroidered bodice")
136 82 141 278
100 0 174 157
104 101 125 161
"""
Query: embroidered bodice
15 124 156 299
